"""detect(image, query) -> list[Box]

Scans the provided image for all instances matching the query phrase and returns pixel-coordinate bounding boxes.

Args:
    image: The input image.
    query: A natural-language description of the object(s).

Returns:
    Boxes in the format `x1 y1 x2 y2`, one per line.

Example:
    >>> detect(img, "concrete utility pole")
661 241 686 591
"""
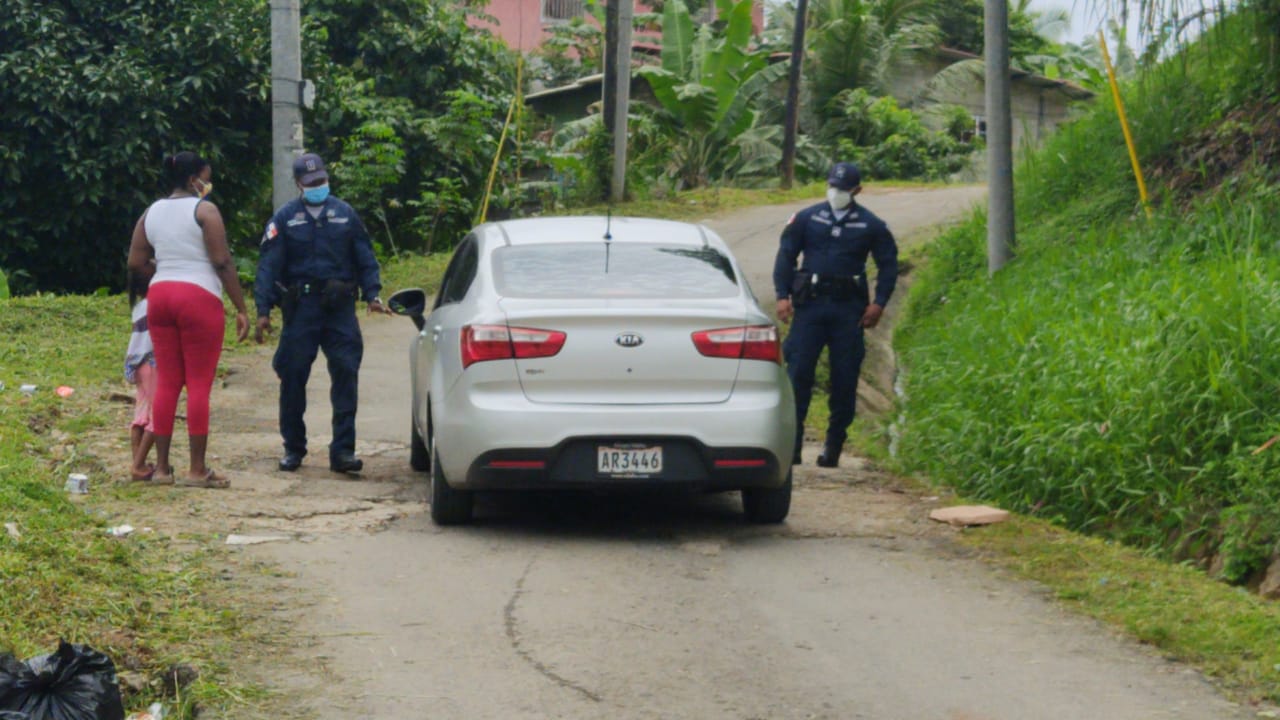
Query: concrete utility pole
984 0 1015 274
610 1 633 202
602 1 633 202
780 0 809 190
271 0 304 209
602 1 619 201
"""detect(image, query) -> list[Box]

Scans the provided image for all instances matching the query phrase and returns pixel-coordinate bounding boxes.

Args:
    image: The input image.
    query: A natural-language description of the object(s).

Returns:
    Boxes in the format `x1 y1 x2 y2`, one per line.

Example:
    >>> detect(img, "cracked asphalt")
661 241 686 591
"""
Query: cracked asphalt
122 187 1252 719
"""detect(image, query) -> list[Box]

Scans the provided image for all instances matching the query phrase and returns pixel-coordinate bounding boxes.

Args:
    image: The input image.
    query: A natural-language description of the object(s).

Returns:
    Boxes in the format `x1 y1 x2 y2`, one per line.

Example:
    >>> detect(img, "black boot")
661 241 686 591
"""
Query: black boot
330 454 364 474
278 452 304 472
792 446 803 465
816 440 842 468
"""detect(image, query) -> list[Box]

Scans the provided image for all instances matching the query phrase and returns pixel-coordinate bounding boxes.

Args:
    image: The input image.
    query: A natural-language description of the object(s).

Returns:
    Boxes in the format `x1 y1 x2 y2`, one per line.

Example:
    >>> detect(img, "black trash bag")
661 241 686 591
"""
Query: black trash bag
0 641 125 720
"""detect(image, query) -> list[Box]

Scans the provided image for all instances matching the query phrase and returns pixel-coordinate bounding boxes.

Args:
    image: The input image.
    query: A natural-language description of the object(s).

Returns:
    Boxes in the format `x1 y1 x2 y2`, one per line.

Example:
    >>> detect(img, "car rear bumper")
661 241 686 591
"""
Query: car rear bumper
433 385 796 490
463 438 786 491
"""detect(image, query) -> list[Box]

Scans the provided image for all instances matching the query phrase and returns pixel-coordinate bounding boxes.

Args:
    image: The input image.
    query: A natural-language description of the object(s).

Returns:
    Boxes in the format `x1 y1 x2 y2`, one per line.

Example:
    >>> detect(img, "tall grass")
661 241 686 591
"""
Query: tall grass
898 9 1280 578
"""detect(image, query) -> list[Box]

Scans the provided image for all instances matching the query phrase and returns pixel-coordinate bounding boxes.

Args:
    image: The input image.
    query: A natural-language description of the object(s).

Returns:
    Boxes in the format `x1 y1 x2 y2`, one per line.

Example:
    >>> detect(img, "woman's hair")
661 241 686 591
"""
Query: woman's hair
162 151 208 192
127 267 151 307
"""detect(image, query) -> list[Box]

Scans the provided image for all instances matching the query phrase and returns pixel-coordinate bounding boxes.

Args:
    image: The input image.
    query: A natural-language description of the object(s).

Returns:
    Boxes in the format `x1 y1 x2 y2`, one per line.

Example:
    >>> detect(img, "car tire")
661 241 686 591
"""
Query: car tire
742 470 792 524
430 438 473 525
410 410 429 472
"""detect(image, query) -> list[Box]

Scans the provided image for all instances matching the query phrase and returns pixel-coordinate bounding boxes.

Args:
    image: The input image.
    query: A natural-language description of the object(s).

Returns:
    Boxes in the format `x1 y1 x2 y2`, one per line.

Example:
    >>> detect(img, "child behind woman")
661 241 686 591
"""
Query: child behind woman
125 271 166 483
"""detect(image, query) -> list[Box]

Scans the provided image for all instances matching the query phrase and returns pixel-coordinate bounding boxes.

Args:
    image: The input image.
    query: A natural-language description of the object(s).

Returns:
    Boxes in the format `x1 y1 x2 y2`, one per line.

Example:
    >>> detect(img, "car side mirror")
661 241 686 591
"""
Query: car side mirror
388 288 427 331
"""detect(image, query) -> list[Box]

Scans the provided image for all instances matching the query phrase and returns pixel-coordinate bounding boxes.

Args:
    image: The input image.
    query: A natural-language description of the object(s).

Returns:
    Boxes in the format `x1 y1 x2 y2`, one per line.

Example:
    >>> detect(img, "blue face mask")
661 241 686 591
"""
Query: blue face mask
302 183 330 204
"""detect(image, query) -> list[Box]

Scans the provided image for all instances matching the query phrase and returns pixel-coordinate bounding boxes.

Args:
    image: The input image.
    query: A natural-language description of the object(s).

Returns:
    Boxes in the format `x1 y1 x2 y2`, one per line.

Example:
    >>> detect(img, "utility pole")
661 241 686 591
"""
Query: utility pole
984 0 1014 274
602 0 620 201
610 1 633 202
780 0 809 190
271 0 304 209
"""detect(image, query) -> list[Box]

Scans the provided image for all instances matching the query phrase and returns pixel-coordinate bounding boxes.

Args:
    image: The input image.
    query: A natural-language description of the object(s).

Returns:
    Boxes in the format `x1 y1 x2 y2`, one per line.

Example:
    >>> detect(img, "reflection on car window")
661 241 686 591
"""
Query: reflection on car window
437 238 478 307
493 243 739 299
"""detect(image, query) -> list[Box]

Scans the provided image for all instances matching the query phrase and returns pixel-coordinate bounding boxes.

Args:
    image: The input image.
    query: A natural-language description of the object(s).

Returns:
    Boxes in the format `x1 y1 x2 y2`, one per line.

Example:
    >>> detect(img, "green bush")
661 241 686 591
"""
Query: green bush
831 89 973 181
0 0 271 294
301 0 519 253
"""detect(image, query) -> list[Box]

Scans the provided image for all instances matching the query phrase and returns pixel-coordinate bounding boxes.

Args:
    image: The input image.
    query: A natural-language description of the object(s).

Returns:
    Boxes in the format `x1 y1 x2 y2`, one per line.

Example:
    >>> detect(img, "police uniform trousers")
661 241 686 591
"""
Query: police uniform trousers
783 298 867 451
272 293 363 461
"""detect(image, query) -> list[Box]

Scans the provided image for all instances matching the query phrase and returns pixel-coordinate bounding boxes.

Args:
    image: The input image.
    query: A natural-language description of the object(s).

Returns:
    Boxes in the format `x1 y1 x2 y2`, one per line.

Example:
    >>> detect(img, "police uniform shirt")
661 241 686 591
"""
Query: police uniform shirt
772 200 899 307
254 197 382 317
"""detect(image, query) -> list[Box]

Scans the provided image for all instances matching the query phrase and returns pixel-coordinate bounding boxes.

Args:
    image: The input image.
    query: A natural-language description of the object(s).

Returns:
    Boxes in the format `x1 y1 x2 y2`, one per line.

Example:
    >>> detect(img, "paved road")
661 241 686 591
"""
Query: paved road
231 186 1249 720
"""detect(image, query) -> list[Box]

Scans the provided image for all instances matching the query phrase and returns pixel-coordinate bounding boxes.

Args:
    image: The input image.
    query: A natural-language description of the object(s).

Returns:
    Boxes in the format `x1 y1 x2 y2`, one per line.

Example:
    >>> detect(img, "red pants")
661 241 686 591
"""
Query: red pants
147 282 225 436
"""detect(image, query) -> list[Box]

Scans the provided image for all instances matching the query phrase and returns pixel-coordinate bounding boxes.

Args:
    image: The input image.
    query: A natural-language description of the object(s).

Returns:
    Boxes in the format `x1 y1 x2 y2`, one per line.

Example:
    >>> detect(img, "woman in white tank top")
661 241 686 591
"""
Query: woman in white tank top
126 151 250 488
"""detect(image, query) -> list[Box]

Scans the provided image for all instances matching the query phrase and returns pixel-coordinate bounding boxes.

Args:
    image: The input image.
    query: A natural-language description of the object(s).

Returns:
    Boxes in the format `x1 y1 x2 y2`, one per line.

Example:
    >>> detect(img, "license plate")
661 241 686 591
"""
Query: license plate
597 445 663 477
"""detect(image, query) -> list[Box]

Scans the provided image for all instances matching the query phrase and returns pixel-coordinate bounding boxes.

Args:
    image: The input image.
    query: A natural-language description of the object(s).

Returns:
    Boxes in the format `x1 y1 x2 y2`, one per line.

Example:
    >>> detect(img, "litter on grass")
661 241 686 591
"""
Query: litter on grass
64 473 89 494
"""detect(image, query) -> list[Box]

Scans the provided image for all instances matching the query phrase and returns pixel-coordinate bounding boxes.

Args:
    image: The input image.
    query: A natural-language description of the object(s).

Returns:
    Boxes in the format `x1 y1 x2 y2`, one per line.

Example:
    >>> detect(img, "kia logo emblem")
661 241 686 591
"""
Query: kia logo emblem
615 333 644 348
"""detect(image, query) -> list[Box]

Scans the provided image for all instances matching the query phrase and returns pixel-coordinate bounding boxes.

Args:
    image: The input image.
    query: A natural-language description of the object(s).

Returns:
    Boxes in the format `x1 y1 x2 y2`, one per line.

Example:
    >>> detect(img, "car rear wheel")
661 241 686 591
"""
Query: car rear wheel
742 470 792 524
409 410 429 472
430 438 473 525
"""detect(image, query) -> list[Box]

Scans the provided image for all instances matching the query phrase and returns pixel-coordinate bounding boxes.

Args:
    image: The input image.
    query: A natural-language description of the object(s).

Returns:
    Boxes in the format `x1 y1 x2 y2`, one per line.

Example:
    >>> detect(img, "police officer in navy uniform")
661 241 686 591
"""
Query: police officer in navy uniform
773 161 898 468
254 152 392 474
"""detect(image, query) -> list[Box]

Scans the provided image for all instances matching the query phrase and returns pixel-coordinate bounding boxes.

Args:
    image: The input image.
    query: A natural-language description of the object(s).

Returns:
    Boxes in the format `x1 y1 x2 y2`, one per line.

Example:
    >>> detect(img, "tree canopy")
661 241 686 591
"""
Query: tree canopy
0 0 270 294
0 0 518 293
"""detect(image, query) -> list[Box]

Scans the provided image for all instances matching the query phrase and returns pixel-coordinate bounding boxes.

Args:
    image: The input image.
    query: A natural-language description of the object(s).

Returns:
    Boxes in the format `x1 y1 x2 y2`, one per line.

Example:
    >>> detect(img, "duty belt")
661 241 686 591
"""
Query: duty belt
288 280 353 296
808 273 865 298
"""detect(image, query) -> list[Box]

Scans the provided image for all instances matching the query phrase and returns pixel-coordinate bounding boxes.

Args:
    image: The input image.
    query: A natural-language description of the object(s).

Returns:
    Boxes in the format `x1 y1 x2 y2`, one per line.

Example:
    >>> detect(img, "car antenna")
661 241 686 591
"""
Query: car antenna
604 208 613 273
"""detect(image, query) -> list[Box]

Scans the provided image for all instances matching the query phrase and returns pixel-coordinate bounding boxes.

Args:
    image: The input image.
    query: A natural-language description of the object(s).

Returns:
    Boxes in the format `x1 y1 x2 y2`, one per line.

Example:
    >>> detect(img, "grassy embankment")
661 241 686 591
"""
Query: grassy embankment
897 11 1280 704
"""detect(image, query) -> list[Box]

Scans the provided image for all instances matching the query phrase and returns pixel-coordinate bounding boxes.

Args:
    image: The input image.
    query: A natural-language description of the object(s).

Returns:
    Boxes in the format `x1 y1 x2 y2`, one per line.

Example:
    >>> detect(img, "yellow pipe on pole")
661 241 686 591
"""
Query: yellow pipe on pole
476 55 524 226
1098 30 1151 218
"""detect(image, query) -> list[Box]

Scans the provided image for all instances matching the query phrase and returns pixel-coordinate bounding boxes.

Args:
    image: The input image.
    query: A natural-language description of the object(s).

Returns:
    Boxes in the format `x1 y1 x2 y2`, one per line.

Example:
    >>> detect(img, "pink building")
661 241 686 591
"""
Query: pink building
472 0 764 53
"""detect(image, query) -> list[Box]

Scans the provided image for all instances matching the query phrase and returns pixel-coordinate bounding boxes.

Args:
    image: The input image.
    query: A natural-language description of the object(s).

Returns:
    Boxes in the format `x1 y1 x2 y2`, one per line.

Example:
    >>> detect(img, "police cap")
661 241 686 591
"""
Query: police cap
827 162 862 191
293 153 329 185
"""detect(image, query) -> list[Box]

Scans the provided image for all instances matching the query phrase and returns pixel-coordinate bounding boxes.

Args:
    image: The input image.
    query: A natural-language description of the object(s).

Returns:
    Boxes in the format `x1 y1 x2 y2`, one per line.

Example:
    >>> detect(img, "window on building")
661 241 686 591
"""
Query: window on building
542 0 585 22
973 115 987 142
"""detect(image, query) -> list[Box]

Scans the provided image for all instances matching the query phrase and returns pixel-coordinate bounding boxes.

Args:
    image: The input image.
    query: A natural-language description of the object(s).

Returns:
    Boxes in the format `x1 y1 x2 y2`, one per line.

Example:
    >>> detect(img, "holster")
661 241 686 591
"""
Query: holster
320 279 357 313
279 283 299 326
791 273 817 307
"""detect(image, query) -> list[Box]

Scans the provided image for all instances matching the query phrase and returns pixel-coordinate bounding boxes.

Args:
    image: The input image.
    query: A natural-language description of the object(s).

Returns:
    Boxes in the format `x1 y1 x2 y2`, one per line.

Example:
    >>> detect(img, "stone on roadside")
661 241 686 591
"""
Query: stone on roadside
929 505 1010 527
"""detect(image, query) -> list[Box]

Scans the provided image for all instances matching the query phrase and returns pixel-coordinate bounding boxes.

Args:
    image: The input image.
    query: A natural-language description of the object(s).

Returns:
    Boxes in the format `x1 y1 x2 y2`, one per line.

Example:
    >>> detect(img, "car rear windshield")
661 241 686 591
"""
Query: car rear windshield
492 243 739 299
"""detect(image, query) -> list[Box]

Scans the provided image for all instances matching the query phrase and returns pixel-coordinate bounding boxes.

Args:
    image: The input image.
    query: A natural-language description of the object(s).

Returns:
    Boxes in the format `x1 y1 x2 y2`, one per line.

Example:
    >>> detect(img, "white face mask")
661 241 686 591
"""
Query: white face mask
826 187 852 210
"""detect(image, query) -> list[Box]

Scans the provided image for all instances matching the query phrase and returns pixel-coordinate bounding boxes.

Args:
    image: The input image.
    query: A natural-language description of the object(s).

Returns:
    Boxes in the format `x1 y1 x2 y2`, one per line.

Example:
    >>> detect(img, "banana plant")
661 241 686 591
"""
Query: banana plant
636 0 788 188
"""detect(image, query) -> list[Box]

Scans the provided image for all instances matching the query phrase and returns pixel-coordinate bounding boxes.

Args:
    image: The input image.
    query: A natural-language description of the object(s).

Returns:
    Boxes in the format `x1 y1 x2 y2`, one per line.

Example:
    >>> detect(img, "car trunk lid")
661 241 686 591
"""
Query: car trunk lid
498 298 747 405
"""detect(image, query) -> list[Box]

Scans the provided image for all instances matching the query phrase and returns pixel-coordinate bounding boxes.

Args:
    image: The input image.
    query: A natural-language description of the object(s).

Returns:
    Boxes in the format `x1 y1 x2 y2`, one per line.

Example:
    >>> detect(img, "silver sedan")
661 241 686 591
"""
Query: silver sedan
389 216 796 525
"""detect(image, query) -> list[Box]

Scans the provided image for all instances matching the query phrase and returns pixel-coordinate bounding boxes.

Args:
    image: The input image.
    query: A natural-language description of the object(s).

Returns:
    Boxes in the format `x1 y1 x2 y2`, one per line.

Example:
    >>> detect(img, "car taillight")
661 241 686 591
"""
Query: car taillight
461 324 566 369
691 325 780 363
